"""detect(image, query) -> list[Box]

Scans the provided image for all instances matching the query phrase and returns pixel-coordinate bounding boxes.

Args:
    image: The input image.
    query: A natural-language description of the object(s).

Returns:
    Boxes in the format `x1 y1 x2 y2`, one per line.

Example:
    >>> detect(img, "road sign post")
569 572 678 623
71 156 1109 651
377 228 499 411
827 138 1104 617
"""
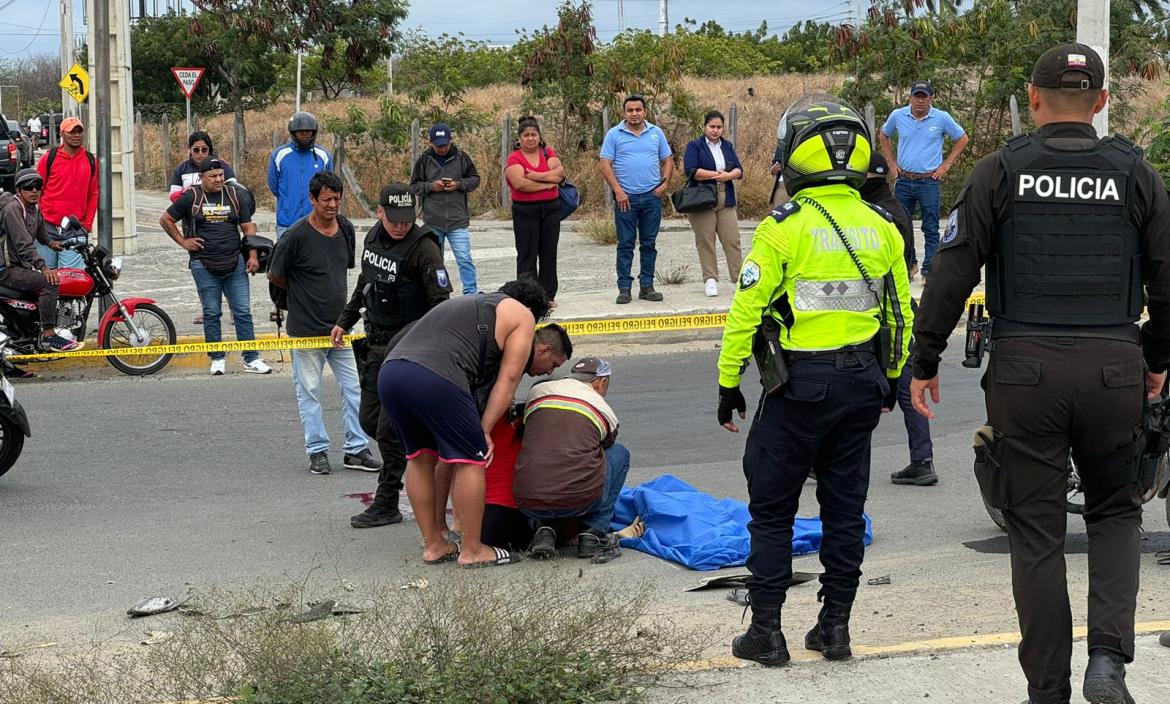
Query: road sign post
170 67 205 136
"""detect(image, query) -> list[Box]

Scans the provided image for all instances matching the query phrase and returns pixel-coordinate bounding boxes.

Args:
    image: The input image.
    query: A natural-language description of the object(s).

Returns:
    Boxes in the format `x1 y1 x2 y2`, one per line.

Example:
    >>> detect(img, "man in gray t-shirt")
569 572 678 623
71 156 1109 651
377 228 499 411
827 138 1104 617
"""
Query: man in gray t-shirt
268 171 378 476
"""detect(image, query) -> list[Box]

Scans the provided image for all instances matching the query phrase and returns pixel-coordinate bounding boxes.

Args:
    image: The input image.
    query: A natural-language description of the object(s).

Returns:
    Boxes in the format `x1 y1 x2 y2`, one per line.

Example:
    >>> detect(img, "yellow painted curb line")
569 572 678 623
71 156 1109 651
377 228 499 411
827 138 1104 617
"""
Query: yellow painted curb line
673 620 1170 672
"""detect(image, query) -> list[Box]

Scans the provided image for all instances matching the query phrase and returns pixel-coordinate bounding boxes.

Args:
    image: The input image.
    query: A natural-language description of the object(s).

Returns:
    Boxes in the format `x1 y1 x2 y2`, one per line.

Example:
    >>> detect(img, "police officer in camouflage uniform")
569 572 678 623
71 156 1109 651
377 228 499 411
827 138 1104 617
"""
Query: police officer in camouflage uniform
717 99 914 667
334 183 452 528
911 43 1170 704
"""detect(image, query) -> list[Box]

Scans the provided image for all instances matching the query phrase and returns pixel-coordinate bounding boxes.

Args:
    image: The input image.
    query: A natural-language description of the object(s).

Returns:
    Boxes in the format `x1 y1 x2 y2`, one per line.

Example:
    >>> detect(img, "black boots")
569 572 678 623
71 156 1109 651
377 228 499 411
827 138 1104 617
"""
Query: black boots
1082 649 1134 704
731 604 790 667
804 597 853 661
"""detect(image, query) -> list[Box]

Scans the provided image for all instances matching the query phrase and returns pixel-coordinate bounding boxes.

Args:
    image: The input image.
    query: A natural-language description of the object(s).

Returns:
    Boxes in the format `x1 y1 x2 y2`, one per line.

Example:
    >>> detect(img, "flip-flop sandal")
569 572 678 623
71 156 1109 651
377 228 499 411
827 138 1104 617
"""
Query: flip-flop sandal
460 547 523 569
423 544 460 565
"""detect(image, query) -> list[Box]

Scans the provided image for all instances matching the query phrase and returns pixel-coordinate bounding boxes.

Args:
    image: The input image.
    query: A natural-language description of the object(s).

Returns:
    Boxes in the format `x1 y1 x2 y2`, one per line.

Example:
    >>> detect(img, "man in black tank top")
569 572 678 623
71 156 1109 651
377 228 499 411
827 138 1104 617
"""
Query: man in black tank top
379 278 572 568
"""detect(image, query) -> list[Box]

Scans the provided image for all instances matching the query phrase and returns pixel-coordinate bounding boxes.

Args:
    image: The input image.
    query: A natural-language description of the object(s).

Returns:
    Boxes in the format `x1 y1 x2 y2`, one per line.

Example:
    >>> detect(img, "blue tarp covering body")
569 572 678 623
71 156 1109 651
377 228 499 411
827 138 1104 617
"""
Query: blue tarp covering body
610 474 874 571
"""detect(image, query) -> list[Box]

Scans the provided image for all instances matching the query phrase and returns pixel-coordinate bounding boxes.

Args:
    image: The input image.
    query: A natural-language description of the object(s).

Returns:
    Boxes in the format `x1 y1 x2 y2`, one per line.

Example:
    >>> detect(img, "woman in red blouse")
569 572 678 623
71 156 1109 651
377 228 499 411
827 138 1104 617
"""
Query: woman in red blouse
504 116 565 306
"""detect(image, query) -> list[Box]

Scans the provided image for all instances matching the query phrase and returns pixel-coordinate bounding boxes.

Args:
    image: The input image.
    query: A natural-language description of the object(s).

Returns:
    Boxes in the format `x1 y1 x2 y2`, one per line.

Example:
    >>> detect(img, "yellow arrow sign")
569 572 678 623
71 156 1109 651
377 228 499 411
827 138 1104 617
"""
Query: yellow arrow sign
58 62 90 103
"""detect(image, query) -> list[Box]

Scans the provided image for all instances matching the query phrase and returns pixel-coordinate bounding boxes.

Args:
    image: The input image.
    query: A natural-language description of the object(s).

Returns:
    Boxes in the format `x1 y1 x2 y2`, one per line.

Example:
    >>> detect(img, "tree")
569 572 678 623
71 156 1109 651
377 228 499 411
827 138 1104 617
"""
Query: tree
130 13 215 119
0 55 63 118
517 1 599 149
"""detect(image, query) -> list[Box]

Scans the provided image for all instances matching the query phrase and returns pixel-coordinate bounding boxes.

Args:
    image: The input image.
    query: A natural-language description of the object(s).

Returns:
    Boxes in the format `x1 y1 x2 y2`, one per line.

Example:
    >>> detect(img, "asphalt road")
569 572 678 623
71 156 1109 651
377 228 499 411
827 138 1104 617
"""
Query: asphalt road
2 343 1169 700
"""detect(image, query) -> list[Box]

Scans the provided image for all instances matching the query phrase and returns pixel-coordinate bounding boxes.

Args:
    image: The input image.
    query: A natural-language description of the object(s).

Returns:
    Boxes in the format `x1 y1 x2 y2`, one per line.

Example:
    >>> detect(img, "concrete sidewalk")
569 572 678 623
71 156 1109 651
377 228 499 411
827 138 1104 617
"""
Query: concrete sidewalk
114 190 935 342
648 633 1170 703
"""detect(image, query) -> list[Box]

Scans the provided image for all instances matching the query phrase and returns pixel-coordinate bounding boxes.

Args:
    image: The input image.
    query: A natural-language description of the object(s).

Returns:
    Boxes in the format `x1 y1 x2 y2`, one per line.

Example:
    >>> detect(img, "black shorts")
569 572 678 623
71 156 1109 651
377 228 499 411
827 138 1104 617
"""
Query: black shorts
378 359 488 465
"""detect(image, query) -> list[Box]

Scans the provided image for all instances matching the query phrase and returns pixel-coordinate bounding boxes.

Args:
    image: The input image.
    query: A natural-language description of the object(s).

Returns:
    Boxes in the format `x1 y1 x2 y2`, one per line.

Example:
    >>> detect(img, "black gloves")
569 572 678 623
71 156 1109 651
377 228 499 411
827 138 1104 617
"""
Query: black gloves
882 381 898 412
718 385 747 426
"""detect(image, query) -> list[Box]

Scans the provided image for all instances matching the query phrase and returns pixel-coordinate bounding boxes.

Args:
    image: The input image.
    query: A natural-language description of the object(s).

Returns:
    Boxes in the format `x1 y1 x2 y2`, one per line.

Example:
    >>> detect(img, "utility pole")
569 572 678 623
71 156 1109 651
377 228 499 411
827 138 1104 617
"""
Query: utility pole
386 55 393 95
94 0 113 253
618 0 625 33
295 50 303 112
1076 0 1109 136
60 0 76 117
658 0 667 36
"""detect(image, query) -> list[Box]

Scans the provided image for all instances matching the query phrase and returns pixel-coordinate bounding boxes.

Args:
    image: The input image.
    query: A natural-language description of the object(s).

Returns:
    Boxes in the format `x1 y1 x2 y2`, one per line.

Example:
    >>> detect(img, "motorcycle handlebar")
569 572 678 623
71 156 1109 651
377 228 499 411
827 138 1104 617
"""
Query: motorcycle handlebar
58 235 88 251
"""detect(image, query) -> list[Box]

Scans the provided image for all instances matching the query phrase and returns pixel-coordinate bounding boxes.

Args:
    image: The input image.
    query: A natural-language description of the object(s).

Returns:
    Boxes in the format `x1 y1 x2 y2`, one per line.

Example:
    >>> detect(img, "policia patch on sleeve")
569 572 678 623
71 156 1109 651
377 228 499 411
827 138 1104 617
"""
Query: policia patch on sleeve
436 267 450 289
940 185 968 250
740 261 761 290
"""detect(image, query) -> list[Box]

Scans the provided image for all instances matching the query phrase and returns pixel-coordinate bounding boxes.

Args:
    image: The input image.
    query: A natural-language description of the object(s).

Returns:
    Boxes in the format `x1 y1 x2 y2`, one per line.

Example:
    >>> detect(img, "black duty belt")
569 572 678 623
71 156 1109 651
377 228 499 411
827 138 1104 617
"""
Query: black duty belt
990 319 1140 345
783 341 878 364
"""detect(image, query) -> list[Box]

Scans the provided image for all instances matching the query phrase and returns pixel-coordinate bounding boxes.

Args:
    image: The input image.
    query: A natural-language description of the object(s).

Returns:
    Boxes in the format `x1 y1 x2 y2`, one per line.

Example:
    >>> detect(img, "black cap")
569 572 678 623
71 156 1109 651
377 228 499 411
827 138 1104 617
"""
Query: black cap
868 153 889 176
199 157 225 173
379 183 416 223
910 80 933 96
1031 42 1104 90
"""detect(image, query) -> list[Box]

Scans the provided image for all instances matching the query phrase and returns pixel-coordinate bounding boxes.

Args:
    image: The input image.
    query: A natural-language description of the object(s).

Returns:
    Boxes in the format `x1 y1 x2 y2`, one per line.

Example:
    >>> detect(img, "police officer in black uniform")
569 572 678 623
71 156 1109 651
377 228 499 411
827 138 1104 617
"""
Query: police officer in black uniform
334 182 453 528
911 43 1170 704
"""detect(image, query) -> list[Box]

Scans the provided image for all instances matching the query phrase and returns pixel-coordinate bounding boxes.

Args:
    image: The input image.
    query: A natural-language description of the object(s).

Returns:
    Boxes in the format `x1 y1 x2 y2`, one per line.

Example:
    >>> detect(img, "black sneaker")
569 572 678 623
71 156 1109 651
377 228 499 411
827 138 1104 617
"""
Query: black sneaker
350 505 404 528
343 448 381 472
615 289 631 304
577 530 622 563
638 286 664 302
309 451 331 475
891 459 938 486
528 525 557 559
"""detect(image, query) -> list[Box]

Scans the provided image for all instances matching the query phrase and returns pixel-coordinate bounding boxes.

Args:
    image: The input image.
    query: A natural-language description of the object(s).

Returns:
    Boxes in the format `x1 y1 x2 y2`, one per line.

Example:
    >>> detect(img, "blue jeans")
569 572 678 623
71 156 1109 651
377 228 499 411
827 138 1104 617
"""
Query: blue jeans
894 177 941 272
614 190 662 290
35 244 85 270
896 351 933 462
430 226 477 294
190 256 259 362
521 442 631 534
290 346 369 456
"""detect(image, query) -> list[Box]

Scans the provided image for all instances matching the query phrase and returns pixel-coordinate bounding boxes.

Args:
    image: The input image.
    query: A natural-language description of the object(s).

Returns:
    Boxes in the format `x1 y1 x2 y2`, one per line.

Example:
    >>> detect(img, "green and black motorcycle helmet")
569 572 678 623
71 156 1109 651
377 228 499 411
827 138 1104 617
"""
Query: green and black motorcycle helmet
776 95 871 195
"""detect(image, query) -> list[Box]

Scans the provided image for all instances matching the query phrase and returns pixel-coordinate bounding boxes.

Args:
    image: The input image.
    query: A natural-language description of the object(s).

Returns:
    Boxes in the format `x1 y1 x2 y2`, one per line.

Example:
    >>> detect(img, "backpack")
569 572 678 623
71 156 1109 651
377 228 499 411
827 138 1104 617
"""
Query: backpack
43 146 96 186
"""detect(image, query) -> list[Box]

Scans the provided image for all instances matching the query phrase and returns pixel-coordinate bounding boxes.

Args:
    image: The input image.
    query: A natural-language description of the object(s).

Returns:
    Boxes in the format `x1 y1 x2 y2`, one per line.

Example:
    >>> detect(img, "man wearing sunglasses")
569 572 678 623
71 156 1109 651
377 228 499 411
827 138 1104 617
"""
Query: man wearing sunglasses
0 168 82 351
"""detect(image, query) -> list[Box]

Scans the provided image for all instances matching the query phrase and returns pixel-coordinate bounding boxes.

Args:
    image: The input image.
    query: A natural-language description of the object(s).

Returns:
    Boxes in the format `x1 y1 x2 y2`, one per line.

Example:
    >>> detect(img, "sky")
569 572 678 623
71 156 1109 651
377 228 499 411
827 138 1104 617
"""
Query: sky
2 0 858 58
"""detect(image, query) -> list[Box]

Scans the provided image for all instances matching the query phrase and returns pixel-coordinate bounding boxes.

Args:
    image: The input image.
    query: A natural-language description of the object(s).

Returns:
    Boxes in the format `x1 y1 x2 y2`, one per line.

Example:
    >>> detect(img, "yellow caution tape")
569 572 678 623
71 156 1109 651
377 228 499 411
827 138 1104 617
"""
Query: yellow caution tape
967 292 986 306
7 334 363 362
553 313 728 336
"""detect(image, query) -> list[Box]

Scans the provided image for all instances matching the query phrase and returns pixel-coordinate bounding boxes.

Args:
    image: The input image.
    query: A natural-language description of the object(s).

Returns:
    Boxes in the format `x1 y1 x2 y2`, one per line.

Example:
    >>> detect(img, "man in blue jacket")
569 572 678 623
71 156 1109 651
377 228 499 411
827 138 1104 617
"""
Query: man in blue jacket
267 112 332 239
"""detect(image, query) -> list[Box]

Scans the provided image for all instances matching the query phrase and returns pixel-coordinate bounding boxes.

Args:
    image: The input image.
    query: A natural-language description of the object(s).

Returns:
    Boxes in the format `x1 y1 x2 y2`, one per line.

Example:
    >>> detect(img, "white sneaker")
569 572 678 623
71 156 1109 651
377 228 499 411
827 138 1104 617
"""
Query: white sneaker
705 278 718 297
243 358 273 375
56 327 76 341
209 359 226 375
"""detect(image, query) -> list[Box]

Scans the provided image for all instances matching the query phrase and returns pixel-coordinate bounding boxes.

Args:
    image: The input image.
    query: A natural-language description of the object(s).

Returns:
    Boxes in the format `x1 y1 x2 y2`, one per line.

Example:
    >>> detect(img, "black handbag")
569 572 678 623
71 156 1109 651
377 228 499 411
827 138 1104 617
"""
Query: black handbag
670 169 717 214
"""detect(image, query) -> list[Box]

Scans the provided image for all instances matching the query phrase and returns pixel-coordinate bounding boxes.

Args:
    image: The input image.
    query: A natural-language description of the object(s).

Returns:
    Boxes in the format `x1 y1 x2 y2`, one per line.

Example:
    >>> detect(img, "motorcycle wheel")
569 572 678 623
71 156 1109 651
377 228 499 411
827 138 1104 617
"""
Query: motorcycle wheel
101 303 176 376
0 414 25 479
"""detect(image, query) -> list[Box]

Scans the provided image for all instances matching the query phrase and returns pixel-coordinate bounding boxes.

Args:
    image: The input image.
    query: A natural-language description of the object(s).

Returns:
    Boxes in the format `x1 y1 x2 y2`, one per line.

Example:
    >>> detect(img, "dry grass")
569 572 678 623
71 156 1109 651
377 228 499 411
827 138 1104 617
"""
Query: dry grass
134 73 1170 221
578 217 618 245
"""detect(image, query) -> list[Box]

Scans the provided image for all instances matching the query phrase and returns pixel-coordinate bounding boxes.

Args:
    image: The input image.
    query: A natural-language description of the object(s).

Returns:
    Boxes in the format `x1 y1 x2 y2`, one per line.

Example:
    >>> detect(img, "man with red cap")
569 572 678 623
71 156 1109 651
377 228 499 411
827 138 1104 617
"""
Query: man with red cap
35 116 97 272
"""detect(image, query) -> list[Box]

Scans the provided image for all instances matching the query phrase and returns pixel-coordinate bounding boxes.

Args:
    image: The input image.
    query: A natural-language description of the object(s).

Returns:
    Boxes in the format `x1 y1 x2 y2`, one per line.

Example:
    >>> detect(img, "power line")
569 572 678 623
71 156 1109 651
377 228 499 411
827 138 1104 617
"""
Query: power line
0 0 52 55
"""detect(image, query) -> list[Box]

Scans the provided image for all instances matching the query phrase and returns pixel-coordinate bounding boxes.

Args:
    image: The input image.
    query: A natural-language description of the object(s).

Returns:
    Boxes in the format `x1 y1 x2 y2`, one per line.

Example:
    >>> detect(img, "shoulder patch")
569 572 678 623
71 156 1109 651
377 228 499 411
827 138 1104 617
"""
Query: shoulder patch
863 201 895 222
739 261 762 291
436 267 450 289
768 200 800 223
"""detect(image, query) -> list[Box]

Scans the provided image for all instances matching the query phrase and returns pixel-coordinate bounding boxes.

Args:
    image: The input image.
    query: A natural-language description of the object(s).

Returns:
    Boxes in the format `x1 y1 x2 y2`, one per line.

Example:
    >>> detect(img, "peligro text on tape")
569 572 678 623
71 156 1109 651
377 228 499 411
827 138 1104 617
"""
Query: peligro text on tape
7 335 362 362
553 314 728 336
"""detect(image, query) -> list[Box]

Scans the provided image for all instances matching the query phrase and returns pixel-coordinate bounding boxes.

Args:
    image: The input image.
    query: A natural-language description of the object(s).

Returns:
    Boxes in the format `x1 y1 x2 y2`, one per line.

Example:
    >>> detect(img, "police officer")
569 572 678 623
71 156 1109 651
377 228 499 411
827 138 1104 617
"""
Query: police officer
911 43 1170 704
717 99 913 666
333 182 452 528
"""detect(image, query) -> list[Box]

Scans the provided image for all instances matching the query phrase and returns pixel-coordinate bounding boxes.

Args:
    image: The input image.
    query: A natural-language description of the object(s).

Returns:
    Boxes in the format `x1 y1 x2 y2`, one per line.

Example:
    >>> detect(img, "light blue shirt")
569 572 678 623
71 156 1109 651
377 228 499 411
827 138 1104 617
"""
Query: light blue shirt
880 106 965 173
599 120 672 194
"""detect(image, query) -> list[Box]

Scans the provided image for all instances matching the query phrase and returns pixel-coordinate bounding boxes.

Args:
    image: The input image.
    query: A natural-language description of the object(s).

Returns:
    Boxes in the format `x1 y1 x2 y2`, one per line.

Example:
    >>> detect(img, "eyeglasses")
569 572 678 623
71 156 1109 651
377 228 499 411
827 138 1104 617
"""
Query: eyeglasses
192 146 209 154
18 182 43 192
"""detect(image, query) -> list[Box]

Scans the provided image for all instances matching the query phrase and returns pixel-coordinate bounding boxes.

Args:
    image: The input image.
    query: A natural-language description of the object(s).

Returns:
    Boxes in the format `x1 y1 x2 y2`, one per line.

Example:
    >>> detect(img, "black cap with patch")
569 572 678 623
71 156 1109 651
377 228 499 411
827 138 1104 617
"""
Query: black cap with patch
1031 42 1104 90
379 182 416 223
199 157 225 173
869 153 889 176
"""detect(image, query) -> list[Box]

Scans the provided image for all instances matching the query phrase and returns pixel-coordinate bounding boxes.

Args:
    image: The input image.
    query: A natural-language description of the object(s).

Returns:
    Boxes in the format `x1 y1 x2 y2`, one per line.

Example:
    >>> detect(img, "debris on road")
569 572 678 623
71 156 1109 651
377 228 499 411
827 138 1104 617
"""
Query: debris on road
401 578 429 590
139 630 173 646
0 641 57 658
127 596 181 618
867 575 892 586
1160 631 1170 648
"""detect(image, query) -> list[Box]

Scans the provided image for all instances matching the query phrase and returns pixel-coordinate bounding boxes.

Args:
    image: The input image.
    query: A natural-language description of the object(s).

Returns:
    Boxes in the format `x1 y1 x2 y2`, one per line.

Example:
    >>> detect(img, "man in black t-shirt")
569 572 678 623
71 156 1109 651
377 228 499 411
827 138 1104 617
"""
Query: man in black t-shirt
268 171 378 476
160 158 272 376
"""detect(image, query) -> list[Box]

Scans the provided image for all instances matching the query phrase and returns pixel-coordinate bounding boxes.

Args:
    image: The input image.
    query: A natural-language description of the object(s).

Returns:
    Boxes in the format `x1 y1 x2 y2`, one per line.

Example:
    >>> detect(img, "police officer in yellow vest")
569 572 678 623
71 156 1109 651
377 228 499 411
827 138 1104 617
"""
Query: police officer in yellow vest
717 99 914 666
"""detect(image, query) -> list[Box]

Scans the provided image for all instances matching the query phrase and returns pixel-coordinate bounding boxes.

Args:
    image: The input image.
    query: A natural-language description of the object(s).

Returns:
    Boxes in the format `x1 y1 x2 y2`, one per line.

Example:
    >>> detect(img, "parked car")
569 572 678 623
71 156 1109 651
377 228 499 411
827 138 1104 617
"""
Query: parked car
0 114 21 190
36 113 63 147
5 120 33 168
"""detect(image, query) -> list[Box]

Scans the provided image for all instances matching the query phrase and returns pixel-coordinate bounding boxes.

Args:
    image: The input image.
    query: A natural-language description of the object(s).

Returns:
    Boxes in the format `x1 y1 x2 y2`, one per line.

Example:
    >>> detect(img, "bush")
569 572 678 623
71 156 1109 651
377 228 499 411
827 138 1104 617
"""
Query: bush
0 576 705 704
579 217 617 245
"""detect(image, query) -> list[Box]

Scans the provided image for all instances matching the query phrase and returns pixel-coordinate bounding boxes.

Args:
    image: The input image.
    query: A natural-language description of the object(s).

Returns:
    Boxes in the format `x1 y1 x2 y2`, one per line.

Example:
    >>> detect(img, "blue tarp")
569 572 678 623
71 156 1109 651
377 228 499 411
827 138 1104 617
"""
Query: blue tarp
610 474 874 571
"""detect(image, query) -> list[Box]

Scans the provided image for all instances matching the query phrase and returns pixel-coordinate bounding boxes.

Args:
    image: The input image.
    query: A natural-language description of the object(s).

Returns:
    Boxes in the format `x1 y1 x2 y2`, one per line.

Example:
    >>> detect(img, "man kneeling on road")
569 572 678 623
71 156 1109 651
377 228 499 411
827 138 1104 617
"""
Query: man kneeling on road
379 277 571 568
515 356 630 563
0 168 81 352
334 183 452 529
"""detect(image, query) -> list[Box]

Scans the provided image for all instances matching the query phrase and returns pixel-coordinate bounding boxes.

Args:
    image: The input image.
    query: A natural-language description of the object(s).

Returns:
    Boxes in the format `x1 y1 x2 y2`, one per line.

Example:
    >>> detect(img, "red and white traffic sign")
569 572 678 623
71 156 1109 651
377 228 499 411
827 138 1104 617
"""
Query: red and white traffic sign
171 67 206 98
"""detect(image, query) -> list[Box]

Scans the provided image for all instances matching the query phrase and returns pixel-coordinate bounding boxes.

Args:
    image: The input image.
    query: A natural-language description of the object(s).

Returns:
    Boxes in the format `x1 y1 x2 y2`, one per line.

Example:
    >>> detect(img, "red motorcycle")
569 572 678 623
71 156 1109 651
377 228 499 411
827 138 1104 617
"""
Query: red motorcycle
0 217 177 375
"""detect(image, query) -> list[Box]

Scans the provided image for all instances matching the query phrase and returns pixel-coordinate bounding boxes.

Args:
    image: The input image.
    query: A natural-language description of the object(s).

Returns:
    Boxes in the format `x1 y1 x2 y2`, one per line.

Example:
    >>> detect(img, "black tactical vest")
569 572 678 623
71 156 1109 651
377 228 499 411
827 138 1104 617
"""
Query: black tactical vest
989 133 1143 328
360 224 439 334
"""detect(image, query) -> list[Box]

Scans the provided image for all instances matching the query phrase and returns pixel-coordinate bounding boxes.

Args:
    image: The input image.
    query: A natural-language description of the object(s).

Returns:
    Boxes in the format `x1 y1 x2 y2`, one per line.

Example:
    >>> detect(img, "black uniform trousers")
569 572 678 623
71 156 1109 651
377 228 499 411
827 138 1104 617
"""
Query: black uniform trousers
743 351 886 608
982 337 1145 704
358 338 406 509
